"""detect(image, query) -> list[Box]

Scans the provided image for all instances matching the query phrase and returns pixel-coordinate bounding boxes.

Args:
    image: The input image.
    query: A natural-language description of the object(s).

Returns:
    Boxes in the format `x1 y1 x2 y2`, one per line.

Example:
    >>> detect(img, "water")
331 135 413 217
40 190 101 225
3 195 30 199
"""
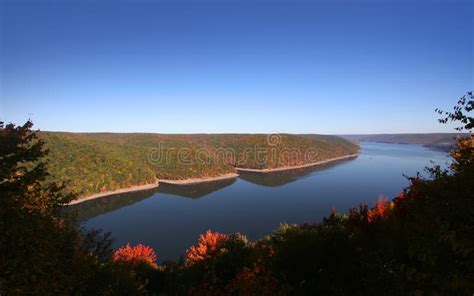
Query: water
69 142 449 261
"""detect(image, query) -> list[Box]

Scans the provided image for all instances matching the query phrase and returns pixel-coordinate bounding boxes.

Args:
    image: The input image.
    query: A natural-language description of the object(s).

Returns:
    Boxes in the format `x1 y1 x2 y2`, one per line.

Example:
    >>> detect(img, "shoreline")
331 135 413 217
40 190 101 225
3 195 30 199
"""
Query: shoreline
68 174 239 205
68 182 160 206
67 154 359 205
158 173 239 185
235 153 360 173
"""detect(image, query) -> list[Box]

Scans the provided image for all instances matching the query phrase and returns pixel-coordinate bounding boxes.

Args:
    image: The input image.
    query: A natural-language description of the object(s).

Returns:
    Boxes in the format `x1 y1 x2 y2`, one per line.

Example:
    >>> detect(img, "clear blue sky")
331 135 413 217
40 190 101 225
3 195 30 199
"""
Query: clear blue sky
1 0 472 134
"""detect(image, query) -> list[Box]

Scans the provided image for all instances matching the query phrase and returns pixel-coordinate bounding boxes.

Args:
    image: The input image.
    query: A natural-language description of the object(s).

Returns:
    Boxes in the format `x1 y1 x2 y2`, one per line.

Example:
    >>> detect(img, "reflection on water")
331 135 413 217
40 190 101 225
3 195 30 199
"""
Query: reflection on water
73 143 449 261
64 188 159 221
68 161 350 221
67 178 237 221
158 178 237 199
238 157 357 187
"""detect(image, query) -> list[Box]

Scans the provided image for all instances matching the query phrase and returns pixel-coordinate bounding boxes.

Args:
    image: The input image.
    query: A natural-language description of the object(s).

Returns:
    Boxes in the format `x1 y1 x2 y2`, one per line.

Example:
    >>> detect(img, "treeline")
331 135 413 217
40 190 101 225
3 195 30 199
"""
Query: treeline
341 133 468 151
41 133 359 197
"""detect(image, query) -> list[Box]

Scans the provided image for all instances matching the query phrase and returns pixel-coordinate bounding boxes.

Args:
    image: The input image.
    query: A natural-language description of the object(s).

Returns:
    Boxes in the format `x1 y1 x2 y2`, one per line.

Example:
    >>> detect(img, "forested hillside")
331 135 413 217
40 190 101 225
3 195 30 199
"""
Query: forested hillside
41 133 359 197
341 133 467 151
184 134 359 169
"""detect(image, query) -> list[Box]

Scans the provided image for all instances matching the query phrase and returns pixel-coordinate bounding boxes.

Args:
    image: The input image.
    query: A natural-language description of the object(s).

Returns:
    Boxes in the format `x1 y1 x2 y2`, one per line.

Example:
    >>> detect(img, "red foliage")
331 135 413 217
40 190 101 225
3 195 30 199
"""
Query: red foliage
185 230 228 266
367 196 391 222
113 243 158 269
394 192 407 201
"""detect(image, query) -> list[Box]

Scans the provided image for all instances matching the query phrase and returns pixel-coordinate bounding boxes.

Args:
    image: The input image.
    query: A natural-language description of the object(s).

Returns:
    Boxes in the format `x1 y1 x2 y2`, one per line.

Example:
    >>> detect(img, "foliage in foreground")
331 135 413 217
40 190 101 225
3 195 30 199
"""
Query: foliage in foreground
0 121 144 295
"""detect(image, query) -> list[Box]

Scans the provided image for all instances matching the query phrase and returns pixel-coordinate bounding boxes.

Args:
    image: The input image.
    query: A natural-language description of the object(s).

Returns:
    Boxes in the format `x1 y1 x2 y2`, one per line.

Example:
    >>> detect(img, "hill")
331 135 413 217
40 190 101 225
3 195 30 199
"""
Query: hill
341 133 467 151
41 133 359 198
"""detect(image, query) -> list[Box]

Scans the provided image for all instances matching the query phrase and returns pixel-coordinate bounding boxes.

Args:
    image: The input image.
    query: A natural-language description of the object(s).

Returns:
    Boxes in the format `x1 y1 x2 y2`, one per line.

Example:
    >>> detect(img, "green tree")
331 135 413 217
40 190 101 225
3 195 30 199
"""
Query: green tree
0 121 139 295
0 120 74 214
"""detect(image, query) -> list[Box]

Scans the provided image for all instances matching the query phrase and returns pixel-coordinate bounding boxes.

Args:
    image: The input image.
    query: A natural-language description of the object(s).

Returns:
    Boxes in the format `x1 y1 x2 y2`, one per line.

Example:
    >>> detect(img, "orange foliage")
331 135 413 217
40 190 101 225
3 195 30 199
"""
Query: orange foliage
185 230 227 266
368 196 392 222
113 243 158 269
395 192 407 201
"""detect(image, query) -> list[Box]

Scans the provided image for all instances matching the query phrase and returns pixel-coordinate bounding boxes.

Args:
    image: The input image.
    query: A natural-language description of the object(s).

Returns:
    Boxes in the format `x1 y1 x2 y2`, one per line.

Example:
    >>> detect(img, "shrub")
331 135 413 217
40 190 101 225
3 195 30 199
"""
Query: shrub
113 243 158 269
185 230 228 266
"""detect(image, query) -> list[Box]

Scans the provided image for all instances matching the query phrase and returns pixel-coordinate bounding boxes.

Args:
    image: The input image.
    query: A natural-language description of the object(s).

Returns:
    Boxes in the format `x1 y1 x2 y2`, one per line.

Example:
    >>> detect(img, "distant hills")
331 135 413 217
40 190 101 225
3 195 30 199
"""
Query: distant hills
340 133 468 151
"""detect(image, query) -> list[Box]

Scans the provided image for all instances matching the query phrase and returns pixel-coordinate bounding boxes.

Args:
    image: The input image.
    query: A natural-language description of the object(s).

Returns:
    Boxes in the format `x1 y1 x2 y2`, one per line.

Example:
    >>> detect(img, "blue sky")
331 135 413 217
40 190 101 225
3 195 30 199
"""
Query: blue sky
1 0 472 134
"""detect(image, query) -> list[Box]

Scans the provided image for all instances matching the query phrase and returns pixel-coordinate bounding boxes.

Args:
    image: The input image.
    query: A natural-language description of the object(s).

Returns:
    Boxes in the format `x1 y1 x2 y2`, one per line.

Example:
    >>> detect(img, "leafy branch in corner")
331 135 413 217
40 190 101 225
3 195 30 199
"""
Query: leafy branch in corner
436 91 473 132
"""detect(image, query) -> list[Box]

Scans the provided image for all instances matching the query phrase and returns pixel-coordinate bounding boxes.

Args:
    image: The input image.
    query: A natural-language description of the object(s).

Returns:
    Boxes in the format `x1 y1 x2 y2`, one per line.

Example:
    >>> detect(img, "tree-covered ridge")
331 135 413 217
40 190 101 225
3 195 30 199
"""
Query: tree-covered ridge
341 133 468 151
184 134 359 169
43 133 157 196
41 133 359 197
